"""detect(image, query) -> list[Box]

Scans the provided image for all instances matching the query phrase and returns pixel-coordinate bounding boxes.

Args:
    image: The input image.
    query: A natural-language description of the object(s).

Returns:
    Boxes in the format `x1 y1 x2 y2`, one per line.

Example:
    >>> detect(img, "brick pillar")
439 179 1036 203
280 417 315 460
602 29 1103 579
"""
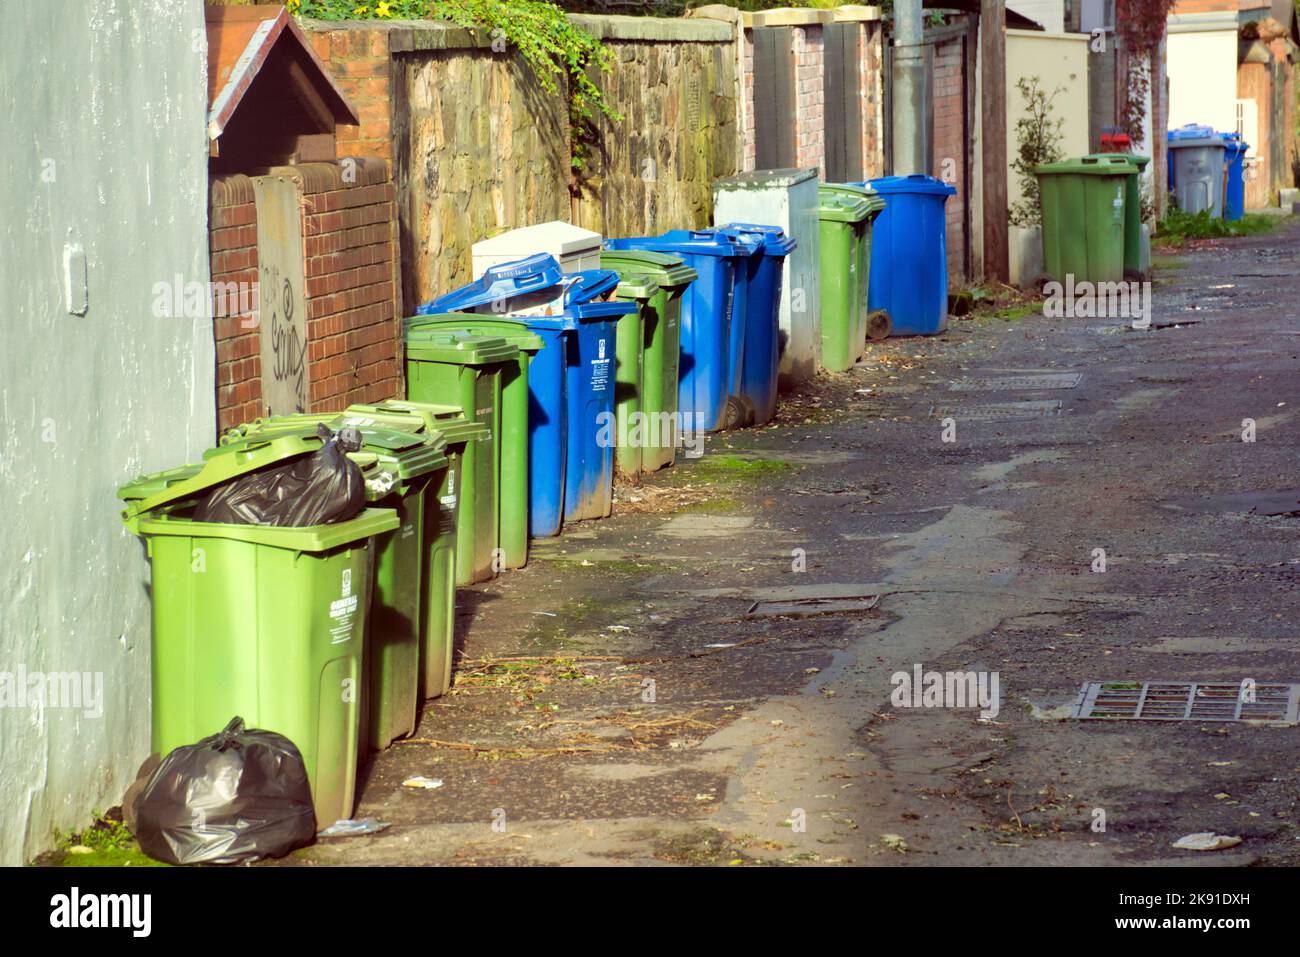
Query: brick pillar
793 24 826 177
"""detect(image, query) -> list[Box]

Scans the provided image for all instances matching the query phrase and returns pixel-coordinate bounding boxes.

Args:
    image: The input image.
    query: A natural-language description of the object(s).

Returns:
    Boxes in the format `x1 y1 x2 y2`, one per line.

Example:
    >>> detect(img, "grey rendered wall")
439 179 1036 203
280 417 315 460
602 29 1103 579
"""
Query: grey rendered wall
0 0 214 864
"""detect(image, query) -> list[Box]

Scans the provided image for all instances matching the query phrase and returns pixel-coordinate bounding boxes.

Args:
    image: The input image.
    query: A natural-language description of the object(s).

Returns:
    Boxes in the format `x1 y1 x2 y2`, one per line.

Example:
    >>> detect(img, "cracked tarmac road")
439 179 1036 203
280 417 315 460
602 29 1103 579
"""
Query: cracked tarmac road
297 221 1299 868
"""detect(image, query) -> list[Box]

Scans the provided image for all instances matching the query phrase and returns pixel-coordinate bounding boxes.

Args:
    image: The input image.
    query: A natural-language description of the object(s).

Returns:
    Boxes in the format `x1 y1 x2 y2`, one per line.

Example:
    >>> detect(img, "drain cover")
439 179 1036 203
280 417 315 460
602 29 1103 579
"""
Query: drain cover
1072 681 1300 723
745 594 881 619
930 401 1063 420
949 373 1081 392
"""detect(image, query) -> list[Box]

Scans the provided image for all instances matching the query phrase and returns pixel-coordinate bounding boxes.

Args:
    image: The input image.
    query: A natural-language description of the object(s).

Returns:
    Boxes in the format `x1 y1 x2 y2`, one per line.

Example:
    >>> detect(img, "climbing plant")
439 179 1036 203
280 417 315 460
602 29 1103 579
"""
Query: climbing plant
1009 77 1065 228
1113 0 1178 146
293 0 622 173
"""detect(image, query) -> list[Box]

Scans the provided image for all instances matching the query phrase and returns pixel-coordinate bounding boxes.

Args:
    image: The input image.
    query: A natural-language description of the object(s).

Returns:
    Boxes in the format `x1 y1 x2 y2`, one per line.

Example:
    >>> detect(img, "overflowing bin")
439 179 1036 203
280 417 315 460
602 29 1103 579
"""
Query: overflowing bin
713 224 796 426
210 417 448 756
1035 156 1129 284
118 430 398 825
600 249 698 471
851 175 956 337
404 330 517 584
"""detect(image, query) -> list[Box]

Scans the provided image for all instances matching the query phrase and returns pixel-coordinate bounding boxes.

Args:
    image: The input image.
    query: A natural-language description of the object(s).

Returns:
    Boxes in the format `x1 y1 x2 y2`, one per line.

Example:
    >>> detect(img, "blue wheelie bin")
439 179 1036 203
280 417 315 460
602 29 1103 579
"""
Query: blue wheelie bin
850 175 956 337
418 257 634 528
605 230 753 433
717 223 796 426
1220 133 1248 221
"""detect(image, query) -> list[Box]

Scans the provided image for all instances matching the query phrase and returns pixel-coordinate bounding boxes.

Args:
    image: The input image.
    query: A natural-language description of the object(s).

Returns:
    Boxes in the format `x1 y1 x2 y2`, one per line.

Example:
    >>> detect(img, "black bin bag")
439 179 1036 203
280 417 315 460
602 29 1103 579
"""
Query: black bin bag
133 717 317 865
195 423 365 526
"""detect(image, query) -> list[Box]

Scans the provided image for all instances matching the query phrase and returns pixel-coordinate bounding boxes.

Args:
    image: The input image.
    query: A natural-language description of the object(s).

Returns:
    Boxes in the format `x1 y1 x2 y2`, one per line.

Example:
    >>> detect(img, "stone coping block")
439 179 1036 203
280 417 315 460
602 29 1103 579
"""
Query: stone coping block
743 8 835 28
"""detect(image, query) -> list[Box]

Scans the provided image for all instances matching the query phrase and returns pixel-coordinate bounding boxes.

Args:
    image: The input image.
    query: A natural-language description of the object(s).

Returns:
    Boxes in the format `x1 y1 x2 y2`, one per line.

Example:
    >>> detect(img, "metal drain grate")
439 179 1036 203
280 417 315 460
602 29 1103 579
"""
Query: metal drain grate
949 373 1081 392
745 594 881 619
1072 681 1300 723
930 400 1063 421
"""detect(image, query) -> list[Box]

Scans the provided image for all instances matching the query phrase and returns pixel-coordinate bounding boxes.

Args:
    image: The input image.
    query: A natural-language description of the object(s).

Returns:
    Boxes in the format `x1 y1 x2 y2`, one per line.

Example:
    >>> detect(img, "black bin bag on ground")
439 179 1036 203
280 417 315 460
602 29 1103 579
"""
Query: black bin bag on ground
195 423 365 526
133 717 317 865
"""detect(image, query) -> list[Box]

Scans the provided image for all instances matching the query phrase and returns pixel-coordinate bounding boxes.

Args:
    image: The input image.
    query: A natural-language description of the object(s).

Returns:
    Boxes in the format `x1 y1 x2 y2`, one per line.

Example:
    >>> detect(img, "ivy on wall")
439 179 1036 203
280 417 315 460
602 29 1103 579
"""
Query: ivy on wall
294 0 622 173
1113 0 1178 147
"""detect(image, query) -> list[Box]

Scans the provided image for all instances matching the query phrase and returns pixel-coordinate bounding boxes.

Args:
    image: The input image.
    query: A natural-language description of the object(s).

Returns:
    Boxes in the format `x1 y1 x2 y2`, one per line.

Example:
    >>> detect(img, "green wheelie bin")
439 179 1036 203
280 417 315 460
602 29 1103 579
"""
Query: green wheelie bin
117 430 399 826
404 330 517 585
600 249 698 473
820 183 887 347
212 417 449 756
1035 156 1129 285
817 191 877 372
404 316 542 571
1084 153 1150 278
344 400 483 699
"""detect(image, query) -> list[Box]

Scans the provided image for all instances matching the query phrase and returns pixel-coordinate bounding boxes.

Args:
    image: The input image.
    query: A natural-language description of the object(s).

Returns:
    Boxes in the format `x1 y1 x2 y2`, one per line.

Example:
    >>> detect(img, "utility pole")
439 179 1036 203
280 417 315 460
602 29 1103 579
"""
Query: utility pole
981 0 1009 281
891 0 925 175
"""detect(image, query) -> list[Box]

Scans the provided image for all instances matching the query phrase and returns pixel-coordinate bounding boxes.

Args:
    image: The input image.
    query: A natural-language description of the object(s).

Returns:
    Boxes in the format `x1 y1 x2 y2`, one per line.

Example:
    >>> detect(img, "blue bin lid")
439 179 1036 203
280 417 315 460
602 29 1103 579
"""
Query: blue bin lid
605 229 754 258
1219 132 1249 155
858 174 956 197
564 269 623 305
1169 123 1216 141
416 252 565 315
722 222 798 256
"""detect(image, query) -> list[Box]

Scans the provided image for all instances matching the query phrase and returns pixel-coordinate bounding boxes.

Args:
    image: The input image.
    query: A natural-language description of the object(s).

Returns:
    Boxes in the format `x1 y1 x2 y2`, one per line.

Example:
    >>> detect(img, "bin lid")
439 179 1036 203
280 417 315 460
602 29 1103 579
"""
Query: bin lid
1081 153 1151 171
716 223 798 257
611 272 661 301
471 221 603 262
1033 156 1135 176
134 506 400 552
1169 123 1216 141
214 418 448 482
117 430 326 521
816 184 886 218
348 399 488 445
858 174 956 197
419 253 565 316
713 168 819 190
404 329 519 365
599 249 699 289
817 193 875 223
1219 133 1249 155
565 268 623 304
404 314 547 351
605 230 753 258
1167 136 1226 151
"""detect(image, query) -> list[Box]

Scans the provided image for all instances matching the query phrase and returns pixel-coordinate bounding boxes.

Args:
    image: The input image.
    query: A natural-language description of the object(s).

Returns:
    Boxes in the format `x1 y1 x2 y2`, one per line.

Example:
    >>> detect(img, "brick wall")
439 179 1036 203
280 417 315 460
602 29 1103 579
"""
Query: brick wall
860 19 886 179
743 28 757 171
793 25 826 177
307 26 396 164
210 175 261 431
209 158 401 432
931 34 967 282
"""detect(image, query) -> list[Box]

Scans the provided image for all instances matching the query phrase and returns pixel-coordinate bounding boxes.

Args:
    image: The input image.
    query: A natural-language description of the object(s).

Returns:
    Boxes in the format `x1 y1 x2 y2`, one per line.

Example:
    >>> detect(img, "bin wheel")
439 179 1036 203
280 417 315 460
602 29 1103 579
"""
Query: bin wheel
722 396 749 431
866 310 892 341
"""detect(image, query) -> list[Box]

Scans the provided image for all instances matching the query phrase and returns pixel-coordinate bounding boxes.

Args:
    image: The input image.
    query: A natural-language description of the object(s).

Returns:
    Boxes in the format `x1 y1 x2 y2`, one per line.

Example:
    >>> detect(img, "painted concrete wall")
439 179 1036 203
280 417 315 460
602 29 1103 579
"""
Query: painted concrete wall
1006 30 1091 212
1008 0 1066 33
1166 16 1239 134
0 0 214 864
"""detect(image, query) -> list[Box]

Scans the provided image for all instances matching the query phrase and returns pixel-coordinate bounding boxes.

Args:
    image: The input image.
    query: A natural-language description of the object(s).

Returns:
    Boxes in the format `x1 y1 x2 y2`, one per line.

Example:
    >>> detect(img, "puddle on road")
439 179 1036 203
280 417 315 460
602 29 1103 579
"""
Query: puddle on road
1161 489 1300 517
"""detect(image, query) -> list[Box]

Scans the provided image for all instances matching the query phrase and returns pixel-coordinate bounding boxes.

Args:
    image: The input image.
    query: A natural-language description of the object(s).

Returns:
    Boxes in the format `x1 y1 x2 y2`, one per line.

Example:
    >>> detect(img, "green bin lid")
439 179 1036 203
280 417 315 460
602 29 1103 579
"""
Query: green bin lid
611 272 661 302
404 329 519 366
347 400 487 446
405 315 544 353
213 418 448 484
117 430 327 527
134 506 400 552
1034 156 1133 176
599 250 698 290
817 192 875 223
1083 152 1150 171
820 182 887 217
